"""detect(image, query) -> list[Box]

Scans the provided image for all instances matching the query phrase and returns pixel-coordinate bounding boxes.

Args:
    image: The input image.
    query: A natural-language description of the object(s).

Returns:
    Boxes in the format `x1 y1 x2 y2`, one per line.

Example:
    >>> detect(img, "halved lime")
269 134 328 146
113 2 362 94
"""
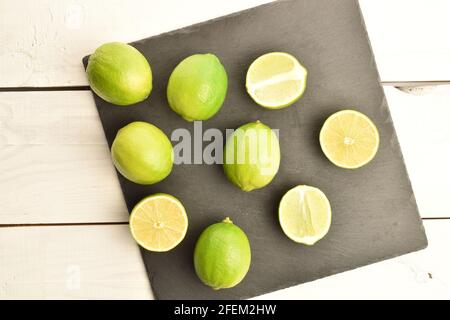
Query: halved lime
246 52 307 109
279 185 331 245
129 194 188 252
320 110 380 169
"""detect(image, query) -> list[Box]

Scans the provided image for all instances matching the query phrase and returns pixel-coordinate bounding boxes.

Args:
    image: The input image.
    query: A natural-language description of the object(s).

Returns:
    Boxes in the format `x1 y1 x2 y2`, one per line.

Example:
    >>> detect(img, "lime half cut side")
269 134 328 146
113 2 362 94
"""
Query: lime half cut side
279 185 332 245
320 109 380 169
129 193 188 252
246 52 307 109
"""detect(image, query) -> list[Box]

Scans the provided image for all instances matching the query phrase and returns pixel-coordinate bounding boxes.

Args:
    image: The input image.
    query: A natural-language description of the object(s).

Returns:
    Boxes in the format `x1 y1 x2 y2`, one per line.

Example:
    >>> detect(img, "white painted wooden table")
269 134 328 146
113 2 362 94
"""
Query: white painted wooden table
1 0 450 299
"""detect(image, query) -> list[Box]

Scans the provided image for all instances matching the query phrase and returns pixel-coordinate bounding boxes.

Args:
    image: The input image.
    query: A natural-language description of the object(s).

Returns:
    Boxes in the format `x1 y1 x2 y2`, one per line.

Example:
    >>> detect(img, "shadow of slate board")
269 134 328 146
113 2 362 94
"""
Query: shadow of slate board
83 0 427 299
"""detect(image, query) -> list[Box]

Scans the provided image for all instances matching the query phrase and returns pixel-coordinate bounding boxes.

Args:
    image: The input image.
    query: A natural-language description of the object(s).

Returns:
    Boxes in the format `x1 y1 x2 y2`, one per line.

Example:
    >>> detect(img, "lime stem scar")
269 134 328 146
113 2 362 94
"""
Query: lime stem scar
223 217 233 224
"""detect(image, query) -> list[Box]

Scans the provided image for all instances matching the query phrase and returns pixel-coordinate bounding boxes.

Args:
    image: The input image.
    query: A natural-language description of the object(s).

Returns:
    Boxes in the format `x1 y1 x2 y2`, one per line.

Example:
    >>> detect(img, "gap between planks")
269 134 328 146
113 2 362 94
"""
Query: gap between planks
1 81 450 92
0 86 90 92
0 217 449 229
0 221 129 228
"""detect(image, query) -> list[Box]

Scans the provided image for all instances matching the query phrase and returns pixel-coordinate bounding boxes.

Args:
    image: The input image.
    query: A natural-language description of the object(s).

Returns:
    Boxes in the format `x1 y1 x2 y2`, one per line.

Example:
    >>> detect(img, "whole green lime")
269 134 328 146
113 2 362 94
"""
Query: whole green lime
111 121 173 185
86 42 152 106
194 217 251 290
167 53 228 121
223 121 280 191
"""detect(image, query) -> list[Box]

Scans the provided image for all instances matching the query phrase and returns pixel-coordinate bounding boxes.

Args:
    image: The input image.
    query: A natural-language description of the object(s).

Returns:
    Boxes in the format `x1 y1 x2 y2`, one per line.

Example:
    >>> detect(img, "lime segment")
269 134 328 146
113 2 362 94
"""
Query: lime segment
279 185 332 245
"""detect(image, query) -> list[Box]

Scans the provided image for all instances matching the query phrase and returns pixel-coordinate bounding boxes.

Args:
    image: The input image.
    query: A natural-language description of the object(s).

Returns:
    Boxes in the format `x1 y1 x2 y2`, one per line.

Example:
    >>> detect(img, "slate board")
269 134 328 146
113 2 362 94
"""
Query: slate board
83 0 427 299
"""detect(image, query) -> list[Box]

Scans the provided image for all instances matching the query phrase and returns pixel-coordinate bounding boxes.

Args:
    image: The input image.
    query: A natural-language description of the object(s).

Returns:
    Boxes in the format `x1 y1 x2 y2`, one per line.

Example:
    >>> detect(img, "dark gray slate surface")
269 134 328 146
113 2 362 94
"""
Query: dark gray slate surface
83 0 427 299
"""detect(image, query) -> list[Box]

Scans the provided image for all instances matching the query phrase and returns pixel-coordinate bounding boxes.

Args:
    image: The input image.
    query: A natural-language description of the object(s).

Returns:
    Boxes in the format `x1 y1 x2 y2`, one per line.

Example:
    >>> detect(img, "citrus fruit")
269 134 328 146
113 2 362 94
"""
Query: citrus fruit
111 121 173 185
130 193 188 252
86 42 152 106
279 185 332 245
194 217 251 290
320 110 380 169
246 52 307 109
223 121 280 191
167 53 228 121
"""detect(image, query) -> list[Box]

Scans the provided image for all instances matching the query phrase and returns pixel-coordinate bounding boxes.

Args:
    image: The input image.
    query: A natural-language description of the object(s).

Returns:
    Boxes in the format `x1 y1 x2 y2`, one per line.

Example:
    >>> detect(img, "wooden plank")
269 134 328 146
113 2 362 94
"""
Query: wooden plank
0 91 127 223
385 85 450 218
0 220 448 299
0 91 104 145
1 0 450 87
0 0 272 87
0 224 152 299
0 145 128 223
359 0 450 82
1 87 449 223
